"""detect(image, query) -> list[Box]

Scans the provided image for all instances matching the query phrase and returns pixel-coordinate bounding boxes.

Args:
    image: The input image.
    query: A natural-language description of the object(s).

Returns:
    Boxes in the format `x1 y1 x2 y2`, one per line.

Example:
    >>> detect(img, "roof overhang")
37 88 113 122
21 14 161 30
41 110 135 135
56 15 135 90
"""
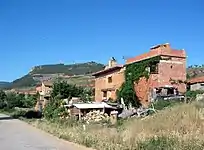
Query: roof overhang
92 65 123 76
66 102 116 109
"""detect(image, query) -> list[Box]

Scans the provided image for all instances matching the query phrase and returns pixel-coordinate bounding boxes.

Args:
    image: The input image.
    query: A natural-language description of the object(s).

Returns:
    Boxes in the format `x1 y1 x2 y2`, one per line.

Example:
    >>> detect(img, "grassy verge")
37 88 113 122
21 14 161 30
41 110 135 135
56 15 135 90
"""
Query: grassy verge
24 102 204 150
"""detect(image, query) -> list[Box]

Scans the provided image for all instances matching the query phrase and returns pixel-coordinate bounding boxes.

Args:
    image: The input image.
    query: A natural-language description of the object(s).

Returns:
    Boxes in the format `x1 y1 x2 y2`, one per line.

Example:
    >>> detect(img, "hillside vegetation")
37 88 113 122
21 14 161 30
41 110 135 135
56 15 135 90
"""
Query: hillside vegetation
187 65 204 78
3 62 104 89
30 62 104 75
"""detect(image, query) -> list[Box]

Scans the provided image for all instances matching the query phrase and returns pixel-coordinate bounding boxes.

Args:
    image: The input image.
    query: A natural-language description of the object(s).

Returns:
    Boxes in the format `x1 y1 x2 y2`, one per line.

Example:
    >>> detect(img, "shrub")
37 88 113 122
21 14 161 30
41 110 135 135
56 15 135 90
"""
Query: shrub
0 90 7 109
43 98 68 120
24 110 42 119
153 100 181 110
11 109 27 118
185 90 204 99
6 92 22 109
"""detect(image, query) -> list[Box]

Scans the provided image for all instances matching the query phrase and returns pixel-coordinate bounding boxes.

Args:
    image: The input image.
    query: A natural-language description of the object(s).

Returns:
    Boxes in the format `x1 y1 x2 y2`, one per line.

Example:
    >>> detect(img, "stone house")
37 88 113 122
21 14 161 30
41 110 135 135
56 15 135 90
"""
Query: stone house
188 76 204 91
93 43 186 106
92 57 125 102
35 81 53 111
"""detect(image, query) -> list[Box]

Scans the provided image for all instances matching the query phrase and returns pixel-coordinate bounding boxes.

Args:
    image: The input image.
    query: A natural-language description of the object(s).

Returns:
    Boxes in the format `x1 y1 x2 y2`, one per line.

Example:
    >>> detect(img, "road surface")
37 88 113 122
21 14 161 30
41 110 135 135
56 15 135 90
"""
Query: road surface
0 113 91 150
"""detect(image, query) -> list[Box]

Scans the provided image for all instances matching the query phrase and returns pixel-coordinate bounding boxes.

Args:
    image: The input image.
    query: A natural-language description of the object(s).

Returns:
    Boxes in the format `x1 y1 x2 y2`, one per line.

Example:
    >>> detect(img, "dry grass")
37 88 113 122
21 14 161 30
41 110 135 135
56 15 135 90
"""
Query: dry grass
27 102 204 150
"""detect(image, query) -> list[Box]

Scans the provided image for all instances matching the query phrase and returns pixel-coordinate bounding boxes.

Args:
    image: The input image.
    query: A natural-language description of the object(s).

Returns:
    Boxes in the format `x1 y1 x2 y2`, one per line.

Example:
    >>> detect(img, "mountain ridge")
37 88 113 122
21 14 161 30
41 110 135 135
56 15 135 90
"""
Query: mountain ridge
1 63 204 90
2 61 105 89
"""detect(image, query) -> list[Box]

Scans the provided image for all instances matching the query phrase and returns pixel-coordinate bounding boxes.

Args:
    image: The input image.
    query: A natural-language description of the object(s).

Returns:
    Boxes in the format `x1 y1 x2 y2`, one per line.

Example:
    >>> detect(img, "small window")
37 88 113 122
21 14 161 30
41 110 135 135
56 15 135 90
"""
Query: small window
170 65 173 69
103 91 107 97
150 63 158 74
108 76 112 83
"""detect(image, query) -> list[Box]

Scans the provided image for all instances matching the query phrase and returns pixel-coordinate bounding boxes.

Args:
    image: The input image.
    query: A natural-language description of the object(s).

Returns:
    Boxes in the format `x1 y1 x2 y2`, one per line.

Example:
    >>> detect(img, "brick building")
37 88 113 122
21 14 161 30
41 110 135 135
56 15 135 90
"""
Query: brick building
188 76 204 91
35 81 53 111
93 43 186 106
126 43 186 106
92 57 125 102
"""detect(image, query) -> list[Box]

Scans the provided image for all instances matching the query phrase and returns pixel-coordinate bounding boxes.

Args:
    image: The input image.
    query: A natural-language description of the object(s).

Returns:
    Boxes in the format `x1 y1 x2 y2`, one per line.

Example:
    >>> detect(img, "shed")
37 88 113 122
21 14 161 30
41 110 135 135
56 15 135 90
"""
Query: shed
188 76 204 91
64 102 118 120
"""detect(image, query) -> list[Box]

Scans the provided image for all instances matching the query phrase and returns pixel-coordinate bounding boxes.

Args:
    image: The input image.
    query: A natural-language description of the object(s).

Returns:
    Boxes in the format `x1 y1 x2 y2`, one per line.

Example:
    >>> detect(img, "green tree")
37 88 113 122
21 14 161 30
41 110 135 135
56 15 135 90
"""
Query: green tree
51 81 83 99
6 92 19 108
23 94 37 108
44 81 86 119
80 87 94 102
117 81 139 108
0 90 7 108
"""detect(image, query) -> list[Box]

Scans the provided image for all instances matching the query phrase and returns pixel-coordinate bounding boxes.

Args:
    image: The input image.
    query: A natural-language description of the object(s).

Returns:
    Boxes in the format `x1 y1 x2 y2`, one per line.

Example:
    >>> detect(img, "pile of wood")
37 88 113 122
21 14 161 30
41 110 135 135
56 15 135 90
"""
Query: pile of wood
83 110 110 123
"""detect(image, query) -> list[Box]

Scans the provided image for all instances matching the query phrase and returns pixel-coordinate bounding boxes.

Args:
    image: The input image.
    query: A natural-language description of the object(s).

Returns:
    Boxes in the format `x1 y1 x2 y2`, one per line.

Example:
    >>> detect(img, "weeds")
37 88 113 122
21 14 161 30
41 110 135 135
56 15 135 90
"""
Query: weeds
24 101 204 150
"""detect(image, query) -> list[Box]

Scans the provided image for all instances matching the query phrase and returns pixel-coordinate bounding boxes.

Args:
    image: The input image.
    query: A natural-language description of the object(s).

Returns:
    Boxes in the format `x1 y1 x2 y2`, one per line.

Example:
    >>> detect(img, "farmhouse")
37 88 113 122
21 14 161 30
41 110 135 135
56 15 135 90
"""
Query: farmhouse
92 57 125 102
93 43 186 106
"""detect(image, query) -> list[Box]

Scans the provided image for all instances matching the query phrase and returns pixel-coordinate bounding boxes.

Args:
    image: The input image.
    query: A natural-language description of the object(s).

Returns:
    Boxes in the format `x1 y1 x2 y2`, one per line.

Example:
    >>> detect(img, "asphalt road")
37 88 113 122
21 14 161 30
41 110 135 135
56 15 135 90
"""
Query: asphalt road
0 113 91 150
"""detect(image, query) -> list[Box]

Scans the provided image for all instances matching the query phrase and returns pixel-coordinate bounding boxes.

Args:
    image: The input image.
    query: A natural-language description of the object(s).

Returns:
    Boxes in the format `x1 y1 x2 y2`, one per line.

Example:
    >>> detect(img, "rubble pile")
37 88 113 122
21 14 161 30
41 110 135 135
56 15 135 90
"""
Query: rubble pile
118 107 156 119
83 110 110 123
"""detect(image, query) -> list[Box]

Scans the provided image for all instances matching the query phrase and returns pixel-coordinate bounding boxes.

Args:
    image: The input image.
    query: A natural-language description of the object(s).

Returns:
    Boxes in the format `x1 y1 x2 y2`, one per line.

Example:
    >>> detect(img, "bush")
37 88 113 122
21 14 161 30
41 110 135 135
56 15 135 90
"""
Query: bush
185 90 204 99
0 90 7 109
153 100 181 110
11 110 27 118
24 110 42 119
44 81 93 120
6 92 22 108
43 97 68 120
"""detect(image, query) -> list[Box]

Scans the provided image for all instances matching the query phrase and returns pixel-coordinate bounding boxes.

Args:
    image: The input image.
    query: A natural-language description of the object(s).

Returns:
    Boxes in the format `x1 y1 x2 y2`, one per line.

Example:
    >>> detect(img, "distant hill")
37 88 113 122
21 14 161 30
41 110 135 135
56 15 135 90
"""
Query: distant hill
4 62 105 89
187 65 204 79
29 61 104 75
0 81 11 89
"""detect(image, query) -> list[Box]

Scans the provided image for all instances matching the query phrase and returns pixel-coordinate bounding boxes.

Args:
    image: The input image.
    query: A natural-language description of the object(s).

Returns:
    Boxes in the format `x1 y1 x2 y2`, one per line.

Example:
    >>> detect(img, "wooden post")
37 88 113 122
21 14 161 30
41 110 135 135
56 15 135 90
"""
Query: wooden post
110 111 118 125
78 109 81 121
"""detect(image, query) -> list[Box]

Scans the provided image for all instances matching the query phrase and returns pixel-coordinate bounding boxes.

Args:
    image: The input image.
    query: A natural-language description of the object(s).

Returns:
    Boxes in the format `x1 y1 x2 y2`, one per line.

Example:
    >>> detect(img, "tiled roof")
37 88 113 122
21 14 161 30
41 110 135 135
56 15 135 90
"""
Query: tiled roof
126 48 186 65
92 65 123 76
188 76 204 84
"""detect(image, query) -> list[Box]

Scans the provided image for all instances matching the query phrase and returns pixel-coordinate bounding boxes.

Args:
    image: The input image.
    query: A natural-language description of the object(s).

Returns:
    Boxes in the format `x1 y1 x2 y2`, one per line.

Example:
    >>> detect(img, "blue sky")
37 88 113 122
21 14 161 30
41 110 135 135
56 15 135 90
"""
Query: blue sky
0 0 203 81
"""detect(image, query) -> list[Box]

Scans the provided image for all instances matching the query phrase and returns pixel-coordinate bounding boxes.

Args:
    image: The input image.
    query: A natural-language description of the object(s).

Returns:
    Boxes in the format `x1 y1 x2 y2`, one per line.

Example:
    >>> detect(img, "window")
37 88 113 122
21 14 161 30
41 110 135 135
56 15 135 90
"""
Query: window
103 91 107 98
200 83 204 86
150 63 158 74
170 65 173 69
108 76 112 83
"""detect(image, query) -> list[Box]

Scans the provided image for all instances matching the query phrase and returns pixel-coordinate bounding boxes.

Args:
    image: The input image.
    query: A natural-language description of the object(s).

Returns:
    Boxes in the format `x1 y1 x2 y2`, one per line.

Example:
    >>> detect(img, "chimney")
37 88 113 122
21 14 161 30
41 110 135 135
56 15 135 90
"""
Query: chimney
108 57 117 68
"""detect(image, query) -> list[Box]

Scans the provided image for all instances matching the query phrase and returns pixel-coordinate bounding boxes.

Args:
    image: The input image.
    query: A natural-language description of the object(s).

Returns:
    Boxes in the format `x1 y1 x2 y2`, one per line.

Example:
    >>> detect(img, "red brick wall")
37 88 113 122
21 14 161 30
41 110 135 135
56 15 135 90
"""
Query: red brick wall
134 56 186 106
158 57 186 92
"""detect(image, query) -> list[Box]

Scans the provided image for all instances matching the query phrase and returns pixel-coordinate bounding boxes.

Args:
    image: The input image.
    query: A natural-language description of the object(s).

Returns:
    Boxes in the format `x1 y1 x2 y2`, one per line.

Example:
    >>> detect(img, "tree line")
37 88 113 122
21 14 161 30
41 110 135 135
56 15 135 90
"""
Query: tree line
0 90 38 109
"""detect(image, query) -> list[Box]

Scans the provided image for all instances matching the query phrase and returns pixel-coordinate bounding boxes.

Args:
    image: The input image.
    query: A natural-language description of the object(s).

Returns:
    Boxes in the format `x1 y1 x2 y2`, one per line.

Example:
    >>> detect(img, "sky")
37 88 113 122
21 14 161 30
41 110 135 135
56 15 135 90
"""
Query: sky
0 0 204 82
